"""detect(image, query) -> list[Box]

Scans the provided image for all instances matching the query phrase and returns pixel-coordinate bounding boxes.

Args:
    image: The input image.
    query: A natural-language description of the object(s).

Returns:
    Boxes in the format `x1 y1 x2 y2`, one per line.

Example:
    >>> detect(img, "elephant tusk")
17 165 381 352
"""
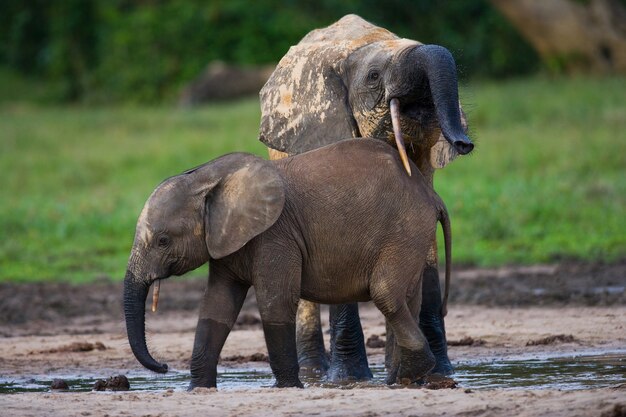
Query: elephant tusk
151 280 160 313
389 98 412 176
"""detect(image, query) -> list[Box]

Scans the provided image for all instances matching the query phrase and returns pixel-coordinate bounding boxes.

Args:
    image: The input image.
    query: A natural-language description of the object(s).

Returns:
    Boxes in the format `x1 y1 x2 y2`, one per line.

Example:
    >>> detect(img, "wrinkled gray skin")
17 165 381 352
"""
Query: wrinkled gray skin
124 139 451 389
259 15 473 379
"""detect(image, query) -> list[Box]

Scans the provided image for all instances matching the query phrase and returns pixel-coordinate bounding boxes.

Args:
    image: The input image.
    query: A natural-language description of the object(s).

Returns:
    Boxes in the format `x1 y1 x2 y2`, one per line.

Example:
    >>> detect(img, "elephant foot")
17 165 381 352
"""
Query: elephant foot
187 378 216 391
326 354 373 382
388 346 435 385
430 354 454 376
298 354 329 379
273 378 304 388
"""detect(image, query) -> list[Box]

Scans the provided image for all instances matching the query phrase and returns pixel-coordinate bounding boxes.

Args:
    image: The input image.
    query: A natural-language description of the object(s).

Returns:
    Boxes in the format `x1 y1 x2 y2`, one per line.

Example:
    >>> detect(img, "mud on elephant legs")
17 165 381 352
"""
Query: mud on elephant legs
419 264 453 375
327 303 373 381
189 275 249 389
263 322 302 388
378 301 435 385
295 301 372 381
385 264 452 381
255 259 303 388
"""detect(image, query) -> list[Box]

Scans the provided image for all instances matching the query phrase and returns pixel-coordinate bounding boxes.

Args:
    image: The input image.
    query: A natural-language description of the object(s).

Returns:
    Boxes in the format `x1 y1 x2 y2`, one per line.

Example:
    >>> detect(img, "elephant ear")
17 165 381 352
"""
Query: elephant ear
259 14 398 155
192 154 285 259
430 102 468 169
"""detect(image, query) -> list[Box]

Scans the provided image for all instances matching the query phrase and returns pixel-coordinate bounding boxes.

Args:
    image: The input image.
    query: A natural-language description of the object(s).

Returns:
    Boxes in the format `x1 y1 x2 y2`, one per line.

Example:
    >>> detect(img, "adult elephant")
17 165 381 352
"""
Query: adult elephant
259 15 474 380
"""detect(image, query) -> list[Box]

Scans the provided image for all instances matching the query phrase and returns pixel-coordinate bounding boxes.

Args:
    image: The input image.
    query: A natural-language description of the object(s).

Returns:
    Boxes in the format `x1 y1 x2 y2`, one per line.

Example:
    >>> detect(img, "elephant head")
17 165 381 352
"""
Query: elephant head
123 154 284 373
259 14 473 179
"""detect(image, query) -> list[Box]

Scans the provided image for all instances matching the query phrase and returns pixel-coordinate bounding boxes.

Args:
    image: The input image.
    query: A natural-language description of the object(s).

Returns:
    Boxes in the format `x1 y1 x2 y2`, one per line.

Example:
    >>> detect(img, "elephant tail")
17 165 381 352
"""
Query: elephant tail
437 200 452 318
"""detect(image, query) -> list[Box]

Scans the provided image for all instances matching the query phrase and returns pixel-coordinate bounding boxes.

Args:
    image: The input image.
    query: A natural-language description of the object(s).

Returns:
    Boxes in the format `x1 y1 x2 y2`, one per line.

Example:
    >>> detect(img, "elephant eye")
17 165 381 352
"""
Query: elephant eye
367 70 380 82
157 235 170 248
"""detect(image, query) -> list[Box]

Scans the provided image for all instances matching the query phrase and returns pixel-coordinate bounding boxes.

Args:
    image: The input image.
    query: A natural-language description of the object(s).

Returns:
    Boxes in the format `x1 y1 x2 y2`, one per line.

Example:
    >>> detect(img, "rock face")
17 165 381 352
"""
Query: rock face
179 62 275 106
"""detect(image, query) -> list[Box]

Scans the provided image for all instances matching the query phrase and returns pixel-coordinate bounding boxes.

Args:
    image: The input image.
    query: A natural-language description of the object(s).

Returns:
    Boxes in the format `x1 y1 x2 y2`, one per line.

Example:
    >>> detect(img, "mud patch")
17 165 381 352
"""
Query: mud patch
37 341 107 354
526 334 577 346
448 337 486 347
221 353 269 363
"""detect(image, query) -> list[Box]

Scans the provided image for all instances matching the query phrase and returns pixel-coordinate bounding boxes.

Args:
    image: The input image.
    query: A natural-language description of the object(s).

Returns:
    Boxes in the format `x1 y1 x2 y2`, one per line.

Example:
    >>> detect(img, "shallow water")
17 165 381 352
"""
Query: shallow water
1 351 624 394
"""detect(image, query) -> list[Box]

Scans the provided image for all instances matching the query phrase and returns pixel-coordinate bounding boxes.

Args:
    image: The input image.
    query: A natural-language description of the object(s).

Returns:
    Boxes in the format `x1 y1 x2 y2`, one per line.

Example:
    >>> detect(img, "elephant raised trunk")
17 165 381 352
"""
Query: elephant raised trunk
389 44 475 174
407 44 473 155
123 269 168 373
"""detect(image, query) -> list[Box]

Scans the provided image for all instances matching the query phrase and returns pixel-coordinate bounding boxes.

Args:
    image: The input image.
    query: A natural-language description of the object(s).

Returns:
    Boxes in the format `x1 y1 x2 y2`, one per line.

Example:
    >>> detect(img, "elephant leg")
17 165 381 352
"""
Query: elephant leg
377 301 435 385
419 263 453 375
384 320 400 383
327 303 373 381
385 289 424 383
371 265 435 385
296 300 329 377
189 271 249 389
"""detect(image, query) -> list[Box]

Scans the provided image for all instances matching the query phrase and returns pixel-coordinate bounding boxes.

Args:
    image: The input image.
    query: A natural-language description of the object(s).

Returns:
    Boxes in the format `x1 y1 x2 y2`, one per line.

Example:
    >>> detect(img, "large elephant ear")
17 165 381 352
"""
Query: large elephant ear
259 14 398 155
190 154 285 259
430 102 469 169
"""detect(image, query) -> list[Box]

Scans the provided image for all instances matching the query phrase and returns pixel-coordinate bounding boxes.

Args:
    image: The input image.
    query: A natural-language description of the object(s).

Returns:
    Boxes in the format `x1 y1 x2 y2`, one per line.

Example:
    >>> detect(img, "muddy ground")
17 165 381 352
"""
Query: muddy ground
1 261 624 416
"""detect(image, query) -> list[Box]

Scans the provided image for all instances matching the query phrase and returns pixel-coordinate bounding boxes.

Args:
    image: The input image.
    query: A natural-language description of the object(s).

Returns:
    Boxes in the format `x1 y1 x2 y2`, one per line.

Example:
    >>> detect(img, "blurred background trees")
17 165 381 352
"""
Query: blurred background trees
1 0 623 103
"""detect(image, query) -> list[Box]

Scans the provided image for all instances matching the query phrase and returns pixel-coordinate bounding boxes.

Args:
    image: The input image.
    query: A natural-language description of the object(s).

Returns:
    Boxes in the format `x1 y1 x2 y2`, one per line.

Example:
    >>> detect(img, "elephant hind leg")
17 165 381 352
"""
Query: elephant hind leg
376 301 435 385
371 269 435 384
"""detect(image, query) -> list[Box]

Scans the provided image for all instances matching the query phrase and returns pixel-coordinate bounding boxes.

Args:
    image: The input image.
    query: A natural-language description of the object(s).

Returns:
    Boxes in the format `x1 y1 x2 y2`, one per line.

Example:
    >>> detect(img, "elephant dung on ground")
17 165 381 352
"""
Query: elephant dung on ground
123 139 452 389
259 14 473 379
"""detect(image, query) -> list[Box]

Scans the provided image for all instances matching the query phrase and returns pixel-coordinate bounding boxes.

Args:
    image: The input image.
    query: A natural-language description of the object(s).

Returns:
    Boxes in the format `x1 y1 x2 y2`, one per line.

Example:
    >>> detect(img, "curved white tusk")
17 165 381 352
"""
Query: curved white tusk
151 280 160 313
389 98 412 176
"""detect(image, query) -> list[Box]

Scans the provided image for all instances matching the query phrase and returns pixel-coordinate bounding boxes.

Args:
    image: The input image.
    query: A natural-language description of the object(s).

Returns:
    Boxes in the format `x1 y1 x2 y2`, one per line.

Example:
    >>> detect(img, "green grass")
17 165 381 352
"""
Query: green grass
1 74 624 282
437 76 626 265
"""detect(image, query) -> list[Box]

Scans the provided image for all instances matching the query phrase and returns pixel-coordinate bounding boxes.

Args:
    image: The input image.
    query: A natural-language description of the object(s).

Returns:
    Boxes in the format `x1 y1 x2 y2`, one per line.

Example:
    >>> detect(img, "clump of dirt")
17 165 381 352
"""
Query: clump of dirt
50 379 69 390
94 375 130 391
448 337 486 346
526 334 577 346
38 341 107 353
366 334 386 348
423 374 458 390
221 353 268 363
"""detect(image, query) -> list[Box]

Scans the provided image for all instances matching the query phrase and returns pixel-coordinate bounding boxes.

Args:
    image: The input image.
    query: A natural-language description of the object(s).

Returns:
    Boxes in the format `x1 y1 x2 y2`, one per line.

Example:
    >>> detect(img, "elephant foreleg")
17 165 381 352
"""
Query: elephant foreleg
255 250 303 388
189 270 249 389
327 303 373 381
296 300 329 376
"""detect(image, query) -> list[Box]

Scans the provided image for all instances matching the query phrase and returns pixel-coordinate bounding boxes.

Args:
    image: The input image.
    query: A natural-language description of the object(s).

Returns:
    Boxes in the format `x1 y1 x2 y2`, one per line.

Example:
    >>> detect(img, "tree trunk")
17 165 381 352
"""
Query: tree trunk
490 0 626 74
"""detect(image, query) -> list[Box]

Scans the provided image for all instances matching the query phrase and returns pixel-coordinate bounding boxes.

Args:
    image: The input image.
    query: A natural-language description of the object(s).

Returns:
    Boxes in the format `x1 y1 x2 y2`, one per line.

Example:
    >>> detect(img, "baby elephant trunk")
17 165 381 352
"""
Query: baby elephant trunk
123 269 169 373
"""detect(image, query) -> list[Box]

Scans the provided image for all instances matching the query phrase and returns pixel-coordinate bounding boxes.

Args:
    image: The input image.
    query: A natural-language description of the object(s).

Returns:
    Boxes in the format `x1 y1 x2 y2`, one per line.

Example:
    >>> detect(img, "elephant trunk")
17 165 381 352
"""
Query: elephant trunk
123 269 169 373
411 45 474 155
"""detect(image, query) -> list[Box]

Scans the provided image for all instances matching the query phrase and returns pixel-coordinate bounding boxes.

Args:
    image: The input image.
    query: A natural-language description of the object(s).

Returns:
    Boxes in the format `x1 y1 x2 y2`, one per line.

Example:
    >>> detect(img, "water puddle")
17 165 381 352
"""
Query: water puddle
1 351 624 393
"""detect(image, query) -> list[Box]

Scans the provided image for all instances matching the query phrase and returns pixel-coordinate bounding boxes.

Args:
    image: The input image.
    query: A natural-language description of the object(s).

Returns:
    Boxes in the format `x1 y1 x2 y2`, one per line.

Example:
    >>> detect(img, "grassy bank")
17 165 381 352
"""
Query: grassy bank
1 76 624 282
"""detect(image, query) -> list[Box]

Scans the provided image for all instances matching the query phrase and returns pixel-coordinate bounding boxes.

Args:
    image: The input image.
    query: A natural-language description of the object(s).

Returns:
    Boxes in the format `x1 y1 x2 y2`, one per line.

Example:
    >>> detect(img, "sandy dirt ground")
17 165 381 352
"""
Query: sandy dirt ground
1 261 624 416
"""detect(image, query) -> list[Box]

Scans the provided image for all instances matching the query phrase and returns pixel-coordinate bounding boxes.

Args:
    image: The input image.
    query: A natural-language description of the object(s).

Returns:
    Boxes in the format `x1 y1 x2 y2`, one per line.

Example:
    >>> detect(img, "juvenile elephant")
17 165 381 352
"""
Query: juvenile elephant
259 14 473 379
124 139 452 388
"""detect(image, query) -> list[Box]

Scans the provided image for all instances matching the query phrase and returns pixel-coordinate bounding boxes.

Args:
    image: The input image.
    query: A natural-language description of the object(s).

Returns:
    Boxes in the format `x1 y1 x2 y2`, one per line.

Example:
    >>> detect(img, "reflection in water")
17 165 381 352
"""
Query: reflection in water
1 352 624 394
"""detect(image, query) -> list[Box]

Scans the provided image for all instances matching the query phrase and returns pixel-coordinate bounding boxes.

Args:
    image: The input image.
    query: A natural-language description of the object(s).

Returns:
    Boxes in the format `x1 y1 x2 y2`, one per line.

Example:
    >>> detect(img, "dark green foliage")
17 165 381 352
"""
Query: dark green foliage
0 0 539 103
